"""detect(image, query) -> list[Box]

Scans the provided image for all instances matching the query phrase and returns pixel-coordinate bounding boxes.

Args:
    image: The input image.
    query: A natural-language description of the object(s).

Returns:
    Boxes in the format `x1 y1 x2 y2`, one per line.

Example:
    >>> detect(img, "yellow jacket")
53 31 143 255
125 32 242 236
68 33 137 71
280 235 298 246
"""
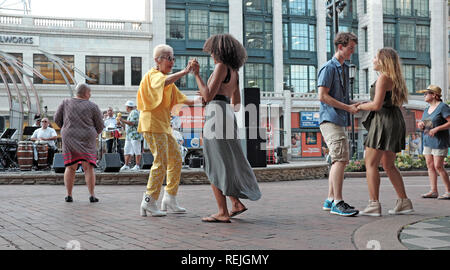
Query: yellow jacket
137 68 187 134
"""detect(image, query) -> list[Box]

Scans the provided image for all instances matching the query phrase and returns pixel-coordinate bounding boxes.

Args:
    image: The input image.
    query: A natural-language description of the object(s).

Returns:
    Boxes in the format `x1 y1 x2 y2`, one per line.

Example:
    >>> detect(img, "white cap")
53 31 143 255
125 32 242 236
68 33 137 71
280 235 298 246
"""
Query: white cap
125 100 136 107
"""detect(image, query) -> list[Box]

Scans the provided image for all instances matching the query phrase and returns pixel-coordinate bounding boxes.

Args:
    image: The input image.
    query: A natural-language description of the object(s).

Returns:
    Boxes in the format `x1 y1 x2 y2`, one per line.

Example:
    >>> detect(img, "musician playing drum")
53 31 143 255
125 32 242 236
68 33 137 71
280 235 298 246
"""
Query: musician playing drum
30 117 57 169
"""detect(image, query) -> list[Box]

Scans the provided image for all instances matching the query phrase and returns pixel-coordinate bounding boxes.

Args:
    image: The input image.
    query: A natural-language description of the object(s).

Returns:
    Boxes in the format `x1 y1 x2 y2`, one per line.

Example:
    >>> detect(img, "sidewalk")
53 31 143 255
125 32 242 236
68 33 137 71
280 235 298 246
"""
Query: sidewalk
0 174 448 250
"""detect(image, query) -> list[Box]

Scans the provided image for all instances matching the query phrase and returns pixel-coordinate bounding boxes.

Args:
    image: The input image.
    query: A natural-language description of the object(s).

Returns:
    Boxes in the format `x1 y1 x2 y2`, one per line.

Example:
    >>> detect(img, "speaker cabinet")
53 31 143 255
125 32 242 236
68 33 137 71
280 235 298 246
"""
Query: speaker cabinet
243 88 267 168
189 156 202 168
52 153 65 173
100 153 121 172
140 152 154 169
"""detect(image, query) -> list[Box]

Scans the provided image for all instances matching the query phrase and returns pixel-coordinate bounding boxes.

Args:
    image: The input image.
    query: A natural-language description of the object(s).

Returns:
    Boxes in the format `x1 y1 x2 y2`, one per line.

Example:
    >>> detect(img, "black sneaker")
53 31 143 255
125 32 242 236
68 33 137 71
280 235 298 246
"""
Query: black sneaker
65 196 73 202
330 201 359 217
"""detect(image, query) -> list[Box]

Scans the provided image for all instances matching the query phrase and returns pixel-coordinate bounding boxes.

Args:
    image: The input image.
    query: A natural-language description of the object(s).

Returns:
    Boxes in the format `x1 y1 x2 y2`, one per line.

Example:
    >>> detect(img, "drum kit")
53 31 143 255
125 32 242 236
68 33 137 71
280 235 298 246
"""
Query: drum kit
98 127 124 160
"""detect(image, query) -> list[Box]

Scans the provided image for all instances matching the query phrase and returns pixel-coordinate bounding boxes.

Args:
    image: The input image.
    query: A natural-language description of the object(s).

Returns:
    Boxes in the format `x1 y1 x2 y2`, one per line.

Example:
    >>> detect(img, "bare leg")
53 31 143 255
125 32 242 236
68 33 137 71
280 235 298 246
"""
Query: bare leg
82 161 96 197
124 154 131 166
229 196 246 213
365 147 384 201
329 161 347 201
64 163 78 196
381 151 408 199
434 156 450 193
424 155 438 193
202 184 230 222
136 154 142 167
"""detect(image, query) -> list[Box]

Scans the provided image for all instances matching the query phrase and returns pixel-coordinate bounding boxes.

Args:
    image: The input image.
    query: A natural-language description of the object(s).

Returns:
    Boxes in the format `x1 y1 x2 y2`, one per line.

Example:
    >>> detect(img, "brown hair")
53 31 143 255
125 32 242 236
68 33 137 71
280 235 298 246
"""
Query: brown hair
334 32 358 50
203 34 248 71
376 47 408 107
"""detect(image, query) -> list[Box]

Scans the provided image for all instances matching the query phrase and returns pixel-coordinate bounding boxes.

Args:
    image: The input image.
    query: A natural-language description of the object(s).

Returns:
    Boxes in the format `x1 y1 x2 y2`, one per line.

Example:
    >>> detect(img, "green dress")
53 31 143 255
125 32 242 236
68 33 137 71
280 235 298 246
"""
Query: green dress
362 82 405 153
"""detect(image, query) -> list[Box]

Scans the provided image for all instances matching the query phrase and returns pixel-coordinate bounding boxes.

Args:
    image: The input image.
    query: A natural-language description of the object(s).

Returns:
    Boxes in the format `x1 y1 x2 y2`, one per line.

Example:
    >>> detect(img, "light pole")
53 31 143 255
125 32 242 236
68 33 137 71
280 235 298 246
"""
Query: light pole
349 64 357 159
327 0 347 35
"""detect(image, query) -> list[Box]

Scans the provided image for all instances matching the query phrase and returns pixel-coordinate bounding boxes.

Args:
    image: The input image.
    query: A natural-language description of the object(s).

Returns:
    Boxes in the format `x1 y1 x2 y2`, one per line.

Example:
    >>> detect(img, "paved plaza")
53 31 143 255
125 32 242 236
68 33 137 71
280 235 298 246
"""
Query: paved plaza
0 174 449 251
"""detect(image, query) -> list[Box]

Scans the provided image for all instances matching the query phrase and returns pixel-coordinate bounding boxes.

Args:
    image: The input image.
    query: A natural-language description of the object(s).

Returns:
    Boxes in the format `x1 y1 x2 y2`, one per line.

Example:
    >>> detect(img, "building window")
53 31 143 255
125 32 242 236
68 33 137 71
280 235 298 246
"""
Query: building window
0 53 22 84
210 12 228 36
290 23 315 52
414 0 429 17
383 23 396 48
244 0 272 14
402 64 430 94
414 65 430 93
188 10 209 40
245 20 265 49
166 9 185 40
85 56 124 85
131 57 142 86
245 63 274 92
363 0 367 14
326 26 331 53
33 54 74 84
363 27 368 52
284 65 316 93
416 25 430 52
397 0 412 16
383 0 395 15
399 23 415 51
282 0 315 16
283 23 289 51
363 69 369 94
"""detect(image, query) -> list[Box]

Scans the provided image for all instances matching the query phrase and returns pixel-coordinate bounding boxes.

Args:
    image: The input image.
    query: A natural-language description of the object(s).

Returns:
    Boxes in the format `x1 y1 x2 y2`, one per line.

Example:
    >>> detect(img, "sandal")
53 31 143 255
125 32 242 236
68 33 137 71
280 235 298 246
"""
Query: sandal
421 191 438 198
438 192 450 200
201 215 231 223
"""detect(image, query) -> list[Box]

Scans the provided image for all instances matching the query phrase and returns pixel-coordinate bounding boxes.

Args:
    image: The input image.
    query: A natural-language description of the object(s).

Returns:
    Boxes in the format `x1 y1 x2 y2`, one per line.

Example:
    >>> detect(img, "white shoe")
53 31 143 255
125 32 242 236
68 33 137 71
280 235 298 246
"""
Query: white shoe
140 193 166 217
388 198 414 215
120 165 130 172
360 201 382 217
161 190 186 213
130 165 140 171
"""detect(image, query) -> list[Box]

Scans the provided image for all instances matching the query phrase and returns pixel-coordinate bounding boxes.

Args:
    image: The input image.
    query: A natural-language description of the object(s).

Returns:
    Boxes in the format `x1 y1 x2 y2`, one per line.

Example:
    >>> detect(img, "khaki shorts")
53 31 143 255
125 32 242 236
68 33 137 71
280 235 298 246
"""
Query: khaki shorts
423 146 448 157
320 122 349 163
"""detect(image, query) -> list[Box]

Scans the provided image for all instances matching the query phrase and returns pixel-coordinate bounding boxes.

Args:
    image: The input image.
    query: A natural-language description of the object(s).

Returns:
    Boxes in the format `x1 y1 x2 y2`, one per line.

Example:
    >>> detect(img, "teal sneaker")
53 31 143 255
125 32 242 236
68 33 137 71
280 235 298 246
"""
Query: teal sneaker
322 199 333 211
330 201 359 217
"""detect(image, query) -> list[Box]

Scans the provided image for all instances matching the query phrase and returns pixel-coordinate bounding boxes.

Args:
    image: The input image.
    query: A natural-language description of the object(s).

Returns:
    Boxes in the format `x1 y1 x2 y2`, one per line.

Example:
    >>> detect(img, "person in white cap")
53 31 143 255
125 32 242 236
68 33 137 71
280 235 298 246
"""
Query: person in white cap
118 100 143 171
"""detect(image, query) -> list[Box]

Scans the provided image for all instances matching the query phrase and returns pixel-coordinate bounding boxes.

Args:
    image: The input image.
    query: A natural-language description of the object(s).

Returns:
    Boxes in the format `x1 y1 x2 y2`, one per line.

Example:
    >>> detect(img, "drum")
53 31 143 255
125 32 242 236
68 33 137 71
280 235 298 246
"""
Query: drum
17 141 33 171
36 142 48 168
102 130 114 139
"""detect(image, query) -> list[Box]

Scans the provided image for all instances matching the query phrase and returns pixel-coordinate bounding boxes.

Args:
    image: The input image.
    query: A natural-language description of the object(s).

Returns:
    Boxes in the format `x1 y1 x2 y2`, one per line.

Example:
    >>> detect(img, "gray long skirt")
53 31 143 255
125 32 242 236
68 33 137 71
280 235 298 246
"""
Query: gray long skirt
203 100 261 201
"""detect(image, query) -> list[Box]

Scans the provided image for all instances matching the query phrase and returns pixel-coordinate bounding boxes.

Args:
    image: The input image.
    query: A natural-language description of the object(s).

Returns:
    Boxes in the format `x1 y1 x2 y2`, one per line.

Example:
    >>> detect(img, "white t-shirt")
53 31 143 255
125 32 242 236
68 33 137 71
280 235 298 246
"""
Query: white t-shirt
31 127 57 148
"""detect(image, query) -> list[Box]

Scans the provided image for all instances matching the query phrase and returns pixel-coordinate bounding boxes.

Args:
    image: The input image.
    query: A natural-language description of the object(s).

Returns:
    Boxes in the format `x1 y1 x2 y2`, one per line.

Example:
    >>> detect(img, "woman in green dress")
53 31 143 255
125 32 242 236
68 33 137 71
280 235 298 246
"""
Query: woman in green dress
357 48 414 217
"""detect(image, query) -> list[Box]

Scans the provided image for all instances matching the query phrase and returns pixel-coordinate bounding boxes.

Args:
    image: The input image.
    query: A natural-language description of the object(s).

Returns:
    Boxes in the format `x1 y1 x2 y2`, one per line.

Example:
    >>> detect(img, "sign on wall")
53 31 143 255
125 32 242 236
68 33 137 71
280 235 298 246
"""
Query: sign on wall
300 112 320 128
0 34 39 46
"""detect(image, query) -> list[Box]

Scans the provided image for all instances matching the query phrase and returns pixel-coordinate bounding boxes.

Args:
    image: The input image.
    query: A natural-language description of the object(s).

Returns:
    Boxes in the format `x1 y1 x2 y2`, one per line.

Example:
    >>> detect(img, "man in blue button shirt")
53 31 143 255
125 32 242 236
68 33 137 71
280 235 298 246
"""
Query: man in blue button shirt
318 32 359 217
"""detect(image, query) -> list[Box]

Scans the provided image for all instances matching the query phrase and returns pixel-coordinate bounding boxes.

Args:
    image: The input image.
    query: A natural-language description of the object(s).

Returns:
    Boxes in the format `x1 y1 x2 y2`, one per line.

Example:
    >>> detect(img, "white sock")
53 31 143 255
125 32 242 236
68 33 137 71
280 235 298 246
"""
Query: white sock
334 200 342 205
327 197 334 202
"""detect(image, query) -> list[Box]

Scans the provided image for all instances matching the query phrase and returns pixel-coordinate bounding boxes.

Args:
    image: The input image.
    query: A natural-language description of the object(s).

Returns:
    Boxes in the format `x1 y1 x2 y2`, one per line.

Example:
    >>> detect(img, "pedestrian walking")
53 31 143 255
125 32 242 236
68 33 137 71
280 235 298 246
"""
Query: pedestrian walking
54 83 104 203
358 47 414 216
137 44 200 217
318 32 359 217
417 85 450 200
192 34 261 223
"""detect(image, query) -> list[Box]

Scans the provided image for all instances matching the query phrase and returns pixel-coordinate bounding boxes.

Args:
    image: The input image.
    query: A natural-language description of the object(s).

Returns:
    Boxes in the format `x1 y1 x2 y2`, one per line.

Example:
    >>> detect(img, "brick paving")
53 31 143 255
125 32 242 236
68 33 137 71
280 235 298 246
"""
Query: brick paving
0 175 448 250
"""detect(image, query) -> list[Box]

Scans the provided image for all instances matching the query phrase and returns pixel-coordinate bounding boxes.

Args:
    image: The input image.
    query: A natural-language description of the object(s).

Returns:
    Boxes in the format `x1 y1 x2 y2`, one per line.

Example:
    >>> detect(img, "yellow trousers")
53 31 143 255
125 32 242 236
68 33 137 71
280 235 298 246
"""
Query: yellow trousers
143 132 182 200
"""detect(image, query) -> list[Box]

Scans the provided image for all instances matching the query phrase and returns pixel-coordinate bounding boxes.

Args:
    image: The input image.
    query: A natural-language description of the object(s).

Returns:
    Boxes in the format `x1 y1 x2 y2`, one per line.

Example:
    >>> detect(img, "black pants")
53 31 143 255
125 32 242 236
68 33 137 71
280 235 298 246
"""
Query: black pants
106 138 124 164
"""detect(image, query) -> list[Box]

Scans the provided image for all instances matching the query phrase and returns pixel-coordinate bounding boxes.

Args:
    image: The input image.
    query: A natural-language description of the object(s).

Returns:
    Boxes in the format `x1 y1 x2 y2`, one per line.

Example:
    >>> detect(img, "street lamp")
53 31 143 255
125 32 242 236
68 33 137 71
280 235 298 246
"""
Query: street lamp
349 64 357 159
327 0 347 35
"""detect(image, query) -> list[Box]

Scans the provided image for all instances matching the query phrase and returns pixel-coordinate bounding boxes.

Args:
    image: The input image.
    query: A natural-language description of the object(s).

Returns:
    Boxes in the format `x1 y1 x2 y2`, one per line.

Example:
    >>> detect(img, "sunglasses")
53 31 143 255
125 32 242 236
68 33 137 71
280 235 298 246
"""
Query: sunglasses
424 91 434 96
160 55 176 62
42 120 48 123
